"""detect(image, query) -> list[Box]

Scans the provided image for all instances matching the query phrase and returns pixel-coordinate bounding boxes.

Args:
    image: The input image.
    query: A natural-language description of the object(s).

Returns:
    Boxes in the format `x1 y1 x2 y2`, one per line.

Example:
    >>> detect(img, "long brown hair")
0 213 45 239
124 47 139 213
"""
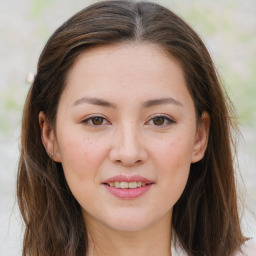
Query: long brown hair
17 1 245 255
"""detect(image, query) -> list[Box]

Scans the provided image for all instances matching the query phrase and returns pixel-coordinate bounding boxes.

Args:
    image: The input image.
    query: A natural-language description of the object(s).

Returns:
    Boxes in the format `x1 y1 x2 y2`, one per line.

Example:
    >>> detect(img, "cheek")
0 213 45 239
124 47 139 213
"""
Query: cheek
59 135 108 180
150 134 195 169
58 136 109 208
149 134 194 202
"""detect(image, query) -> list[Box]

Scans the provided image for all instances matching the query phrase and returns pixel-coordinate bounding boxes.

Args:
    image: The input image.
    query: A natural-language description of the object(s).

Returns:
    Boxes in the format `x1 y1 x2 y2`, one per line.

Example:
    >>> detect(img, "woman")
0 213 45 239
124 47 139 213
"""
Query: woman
17 1 255 255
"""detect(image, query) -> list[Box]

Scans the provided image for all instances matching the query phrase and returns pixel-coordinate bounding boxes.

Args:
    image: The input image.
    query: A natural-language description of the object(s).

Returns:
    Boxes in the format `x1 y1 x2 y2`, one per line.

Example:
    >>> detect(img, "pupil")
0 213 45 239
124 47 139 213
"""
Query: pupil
92 117 103 125
153 117 164 125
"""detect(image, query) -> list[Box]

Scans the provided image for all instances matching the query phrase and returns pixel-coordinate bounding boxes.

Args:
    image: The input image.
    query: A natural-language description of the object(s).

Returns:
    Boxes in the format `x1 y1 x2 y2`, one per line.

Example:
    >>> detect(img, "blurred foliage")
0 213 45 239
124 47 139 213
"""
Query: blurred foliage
175 1 256 127
0 85 28 134
29 0 52 19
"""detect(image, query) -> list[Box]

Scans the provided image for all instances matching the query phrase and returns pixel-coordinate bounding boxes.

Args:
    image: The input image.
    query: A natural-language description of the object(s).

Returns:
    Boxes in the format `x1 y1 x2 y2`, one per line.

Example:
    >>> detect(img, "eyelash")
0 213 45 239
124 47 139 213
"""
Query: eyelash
82 115 110 126
146 115 175 127
81 115 175 127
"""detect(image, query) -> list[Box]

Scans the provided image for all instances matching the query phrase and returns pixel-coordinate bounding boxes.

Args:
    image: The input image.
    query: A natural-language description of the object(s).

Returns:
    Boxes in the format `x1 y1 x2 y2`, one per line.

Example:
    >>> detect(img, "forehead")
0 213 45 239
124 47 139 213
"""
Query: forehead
68 42 178 77
61 42 192 109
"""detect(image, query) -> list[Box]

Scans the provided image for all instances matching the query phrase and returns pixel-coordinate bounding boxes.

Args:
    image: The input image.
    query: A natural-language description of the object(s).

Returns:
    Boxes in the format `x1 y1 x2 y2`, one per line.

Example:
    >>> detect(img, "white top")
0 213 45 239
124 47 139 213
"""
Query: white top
171 237 256 256
235 239 256 256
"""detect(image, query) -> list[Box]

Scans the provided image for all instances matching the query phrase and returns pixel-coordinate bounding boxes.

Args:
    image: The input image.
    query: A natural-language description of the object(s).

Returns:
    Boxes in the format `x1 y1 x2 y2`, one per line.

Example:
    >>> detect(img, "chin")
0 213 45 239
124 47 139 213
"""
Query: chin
107 218 153 232
101 209 164 232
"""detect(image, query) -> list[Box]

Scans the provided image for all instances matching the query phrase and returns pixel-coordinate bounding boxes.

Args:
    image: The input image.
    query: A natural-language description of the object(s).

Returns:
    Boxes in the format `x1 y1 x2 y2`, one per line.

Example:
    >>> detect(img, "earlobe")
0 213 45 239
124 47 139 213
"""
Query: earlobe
191 112 210 163
39 111 61 162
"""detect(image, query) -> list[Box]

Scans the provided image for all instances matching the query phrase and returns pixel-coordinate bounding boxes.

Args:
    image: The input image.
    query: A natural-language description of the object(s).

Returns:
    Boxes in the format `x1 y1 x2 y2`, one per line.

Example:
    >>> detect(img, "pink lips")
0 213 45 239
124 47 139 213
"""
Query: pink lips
102 175 153 184
102 175 154 199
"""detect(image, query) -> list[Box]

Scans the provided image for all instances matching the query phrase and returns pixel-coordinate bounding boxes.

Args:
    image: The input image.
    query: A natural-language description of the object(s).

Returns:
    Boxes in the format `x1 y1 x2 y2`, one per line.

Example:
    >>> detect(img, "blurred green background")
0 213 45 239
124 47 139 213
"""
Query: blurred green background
0 0 255 136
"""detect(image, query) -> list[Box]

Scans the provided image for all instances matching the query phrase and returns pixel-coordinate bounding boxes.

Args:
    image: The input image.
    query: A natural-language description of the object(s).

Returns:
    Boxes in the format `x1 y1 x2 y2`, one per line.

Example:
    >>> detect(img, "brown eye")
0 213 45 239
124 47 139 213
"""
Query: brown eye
153 117 166 125
82 116 108 126
91 117 104 125
148 116 175 127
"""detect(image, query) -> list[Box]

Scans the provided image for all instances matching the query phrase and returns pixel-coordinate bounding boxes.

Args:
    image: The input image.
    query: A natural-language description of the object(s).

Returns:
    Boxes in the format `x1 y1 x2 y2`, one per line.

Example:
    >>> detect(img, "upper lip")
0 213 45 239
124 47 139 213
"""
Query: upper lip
102 175 154 184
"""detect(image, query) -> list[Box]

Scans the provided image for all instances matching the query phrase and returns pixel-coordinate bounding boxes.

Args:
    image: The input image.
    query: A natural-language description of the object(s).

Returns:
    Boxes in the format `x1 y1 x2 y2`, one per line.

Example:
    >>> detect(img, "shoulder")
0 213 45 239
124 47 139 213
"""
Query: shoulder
234 238 256 256
171 238 256 256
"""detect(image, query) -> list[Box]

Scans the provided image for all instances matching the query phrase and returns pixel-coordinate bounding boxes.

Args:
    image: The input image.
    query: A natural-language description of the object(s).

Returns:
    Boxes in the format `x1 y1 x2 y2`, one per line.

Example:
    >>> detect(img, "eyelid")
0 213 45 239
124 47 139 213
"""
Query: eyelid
81 115 111 126
145 114 176 126
81 114 175 127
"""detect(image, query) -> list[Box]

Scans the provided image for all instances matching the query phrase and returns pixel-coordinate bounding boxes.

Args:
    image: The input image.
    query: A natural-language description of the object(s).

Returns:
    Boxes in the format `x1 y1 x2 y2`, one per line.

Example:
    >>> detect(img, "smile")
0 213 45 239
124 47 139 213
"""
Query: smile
106 181 147 189
102 175 154 199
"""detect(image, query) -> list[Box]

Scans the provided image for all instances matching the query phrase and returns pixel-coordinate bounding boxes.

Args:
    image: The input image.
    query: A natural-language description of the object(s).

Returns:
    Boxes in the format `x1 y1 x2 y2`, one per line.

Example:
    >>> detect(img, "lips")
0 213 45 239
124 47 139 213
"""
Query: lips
102 175 153 184
102 175 154 199
106 181 146 189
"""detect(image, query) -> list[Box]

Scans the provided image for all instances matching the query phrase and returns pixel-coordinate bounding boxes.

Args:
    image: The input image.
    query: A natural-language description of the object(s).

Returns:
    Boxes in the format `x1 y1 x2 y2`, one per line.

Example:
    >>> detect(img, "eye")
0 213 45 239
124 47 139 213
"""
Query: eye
152 116 166 126
147 115 175 127
82 116 109 126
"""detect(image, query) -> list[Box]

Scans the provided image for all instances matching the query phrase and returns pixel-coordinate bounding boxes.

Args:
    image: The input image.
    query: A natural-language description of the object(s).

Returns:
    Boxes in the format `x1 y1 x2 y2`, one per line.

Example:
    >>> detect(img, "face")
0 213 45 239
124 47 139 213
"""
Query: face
40 43 209 233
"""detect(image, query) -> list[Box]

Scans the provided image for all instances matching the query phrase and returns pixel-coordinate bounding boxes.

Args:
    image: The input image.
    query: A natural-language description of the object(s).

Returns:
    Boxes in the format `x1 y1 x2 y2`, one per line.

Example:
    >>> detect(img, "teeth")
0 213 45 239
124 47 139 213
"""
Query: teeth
128 181 137 189
120 182 129 189
114 181 120 188
107 181 148 189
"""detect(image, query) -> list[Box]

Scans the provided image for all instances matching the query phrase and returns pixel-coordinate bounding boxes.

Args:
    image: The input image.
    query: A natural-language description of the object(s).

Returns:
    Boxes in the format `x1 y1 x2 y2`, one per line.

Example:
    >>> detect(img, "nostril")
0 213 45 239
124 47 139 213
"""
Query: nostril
114 159 141 167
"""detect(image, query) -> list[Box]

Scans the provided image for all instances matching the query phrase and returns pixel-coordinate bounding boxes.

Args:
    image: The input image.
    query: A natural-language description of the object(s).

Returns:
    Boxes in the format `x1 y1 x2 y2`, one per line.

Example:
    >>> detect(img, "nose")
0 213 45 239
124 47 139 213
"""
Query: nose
109 123 148 167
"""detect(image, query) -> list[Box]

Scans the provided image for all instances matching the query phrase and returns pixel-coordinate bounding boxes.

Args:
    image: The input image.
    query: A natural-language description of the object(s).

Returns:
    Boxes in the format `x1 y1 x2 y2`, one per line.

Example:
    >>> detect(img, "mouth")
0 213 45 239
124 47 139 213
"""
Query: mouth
104 181 150 189
102 175 154 199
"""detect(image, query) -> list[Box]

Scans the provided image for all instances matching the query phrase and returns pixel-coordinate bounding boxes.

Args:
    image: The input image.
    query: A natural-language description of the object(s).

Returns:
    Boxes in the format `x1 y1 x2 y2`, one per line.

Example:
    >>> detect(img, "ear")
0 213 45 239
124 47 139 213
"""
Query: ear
191 112 210 163
39 111 61 162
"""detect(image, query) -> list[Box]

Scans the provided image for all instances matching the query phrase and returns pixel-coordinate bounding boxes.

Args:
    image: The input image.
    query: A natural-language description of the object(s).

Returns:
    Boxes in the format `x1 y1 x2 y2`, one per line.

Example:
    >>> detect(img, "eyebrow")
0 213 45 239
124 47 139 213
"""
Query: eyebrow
73 97 117 108
73 97 183 108
142 97 183 108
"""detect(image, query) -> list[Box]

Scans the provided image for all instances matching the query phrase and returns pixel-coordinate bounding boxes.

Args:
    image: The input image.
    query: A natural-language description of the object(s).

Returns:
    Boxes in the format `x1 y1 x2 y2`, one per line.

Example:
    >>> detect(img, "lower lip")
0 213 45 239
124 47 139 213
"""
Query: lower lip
103 184 153 199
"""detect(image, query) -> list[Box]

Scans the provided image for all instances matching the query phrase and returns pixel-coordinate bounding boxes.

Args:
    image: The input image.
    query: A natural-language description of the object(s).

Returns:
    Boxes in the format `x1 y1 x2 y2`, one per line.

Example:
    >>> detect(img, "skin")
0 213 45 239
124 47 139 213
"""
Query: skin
40 42 210 256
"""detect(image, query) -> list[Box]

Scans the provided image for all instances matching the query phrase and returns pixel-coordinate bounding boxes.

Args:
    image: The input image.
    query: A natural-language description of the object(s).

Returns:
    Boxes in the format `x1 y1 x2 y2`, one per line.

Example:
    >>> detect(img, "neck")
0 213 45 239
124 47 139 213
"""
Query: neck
85 212 172 256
